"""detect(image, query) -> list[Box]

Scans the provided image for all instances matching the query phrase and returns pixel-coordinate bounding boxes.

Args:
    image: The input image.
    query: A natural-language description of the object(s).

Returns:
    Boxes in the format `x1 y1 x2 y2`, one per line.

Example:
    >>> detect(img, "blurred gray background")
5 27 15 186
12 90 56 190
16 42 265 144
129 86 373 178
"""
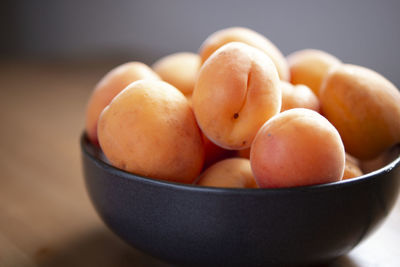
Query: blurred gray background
2 0 400 86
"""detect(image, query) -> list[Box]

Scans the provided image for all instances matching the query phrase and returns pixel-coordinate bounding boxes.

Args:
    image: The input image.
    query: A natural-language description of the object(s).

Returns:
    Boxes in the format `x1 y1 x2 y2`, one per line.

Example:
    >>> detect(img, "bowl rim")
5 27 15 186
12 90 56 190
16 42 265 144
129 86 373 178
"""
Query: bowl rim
81 132 400 194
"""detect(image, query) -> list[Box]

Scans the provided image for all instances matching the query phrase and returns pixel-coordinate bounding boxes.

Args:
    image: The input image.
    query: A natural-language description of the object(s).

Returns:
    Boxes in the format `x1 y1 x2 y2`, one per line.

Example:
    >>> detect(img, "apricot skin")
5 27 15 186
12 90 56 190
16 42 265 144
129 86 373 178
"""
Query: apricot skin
342 153 363 180
250 108 345 188
152 52 200 96
287 49 341 96
197 158 258 188
280 81 320 112
319 64 400 160
199 27 289 80
193 42 281 150
97 80 204 184
85 62 160 144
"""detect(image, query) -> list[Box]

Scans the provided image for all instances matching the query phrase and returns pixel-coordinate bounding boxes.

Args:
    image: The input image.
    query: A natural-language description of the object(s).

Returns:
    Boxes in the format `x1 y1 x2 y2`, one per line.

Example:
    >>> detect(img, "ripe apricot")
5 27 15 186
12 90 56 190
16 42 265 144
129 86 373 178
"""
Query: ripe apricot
280 81 320 112
97 80 204 184
85 62 160 143
250 108 345 188
193 42 281 150
342 153 363 180
197 158 258 188
320 64 400 160
287 49 341 96
199 27 289 80
152 52 200 96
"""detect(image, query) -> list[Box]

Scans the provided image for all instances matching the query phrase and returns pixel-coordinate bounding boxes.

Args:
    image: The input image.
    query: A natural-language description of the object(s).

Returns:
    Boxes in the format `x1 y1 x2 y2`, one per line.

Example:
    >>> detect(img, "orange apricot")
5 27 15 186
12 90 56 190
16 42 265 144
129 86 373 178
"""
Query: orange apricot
193 42 281 150
199 27 289 80
280 81 320 112
319 64 400 160
97 80 204 184
250 108 345 188
342 153 363 180
287 49 341 96
152 52 200 96
85 62 160 143
197 158 258 188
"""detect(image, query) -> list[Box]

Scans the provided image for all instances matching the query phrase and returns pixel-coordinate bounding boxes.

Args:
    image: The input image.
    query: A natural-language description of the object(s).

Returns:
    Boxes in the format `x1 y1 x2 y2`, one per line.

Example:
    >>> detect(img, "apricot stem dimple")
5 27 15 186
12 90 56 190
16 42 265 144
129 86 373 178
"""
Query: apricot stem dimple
234 113 239 119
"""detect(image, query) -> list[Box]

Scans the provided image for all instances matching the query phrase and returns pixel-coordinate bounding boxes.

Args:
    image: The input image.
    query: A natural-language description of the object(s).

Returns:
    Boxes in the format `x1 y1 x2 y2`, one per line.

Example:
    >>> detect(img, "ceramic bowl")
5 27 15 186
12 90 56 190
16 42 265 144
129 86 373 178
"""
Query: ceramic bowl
81 134 400 266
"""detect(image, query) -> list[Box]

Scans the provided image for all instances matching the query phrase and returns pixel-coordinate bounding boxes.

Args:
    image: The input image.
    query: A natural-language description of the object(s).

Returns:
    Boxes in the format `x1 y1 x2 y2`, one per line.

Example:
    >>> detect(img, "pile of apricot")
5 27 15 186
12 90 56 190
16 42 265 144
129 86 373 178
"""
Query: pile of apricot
85 27 400 189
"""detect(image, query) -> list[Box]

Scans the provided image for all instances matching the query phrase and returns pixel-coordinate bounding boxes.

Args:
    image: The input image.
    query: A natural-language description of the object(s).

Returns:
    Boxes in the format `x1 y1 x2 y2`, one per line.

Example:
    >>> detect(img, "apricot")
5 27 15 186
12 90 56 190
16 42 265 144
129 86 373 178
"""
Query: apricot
287 49 341 96
193 42 281 150
199 27 289 80
85 62 160 143
280 81 320 112
250 108 345 188
319 64 400 160
152 52 200 96
342 153 363 180
97 80 205 184
197 158 258 188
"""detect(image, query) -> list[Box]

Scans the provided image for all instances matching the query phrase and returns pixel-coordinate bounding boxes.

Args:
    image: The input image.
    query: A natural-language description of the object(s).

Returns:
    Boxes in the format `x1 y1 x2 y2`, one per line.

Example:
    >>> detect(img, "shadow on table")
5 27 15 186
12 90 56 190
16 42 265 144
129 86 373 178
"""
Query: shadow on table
34 225 361 267
35 226 169 267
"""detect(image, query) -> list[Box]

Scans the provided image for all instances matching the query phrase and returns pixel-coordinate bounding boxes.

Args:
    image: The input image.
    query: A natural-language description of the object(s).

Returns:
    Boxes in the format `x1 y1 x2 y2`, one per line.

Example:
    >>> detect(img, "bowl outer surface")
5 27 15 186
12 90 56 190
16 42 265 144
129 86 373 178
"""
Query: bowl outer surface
81 135 400 267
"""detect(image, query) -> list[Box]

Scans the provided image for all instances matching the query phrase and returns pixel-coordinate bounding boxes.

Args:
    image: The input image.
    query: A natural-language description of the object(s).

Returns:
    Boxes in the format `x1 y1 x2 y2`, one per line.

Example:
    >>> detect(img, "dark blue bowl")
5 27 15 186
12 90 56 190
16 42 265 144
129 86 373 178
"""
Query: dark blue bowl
81 134 400 266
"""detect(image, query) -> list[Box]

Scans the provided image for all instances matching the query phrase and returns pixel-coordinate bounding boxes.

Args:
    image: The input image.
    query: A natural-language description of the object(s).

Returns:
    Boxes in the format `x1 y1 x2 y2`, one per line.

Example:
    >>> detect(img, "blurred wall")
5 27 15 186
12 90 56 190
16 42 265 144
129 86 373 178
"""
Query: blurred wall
3 0 400 86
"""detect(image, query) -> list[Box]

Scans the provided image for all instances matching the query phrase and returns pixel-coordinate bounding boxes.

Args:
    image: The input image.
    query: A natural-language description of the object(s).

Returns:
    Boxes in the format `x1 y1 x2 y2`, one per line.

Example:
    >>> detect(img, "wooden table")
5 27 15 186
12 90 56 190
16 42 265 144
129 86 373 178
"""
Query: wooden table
1 61 399 267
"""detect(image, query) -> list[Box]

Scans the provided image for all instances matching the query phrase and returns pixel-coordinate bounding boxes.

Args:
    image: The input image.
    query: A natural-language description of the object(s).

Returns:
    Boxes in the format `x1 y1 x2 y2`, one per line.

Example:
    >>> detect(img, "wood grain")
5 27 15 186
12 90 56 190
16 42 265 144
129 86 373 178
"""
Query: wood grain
0 61 399 267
